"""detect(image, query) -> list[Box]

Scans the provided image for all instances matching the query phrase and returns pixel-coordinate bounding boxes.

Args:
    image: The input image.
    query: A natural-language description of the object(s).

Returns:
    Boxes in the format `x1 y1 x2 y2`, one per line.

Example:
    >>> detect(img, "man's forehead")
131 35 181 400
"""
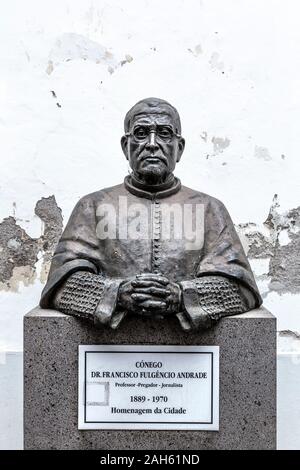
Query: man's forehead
130 112 176 128
124 98 181 133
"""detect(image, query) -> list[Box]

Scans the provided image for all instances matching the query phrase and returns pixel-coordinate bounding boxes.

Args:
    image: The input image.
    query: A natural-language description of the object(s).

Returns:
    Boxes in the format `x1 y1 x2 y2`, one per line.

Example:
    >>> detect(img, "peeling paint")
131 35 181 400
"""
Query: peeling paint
237 195 300 295
0 196 62 291
0 216 39 287
7 266 37 292
35 196 63 283
278 230 291 246
243 230 274 259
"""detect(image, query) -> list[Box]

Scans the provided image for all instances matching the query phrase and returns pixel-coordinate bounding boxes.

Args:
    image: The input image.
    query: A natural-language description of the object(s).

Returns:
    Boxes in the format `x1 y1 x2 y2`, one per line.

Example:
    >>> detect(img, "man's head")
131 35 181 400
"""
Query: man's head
121 98 185 184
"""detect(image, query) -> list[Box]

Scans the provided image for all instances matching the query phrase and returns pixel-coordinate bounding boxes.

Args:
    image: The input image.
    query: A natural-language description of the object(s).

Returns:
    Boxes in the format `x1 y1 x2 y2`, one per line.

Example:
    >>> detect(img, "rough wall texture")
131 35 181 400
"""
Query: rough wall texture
0 0 299 351
0 196 62 290
238 196 300 296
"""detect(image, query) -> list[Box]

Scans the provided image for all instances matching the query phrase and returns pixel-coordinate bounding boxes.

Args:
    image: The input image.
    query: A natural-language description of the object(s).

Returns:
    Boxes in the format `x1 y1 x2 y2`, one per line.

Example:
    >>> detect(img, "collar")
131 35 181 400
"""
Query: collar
124 174 181 200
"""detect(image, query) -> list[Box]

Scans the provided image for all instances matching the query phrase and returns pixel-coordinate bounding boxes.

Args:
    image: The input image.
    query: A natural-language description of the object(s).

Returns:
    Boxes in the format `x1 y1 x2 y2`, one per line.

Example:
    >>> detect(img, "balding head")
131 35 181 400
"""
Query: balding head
124 97 182 134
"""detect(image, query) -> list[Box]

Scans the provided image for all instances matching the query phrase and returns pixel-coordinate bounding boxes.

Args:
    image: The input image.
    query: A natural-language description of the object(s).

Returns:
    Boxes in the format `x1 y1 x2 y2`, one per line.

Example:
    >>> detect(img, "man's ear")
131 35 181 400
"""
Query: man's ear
176 137 185 162
121 135 129 160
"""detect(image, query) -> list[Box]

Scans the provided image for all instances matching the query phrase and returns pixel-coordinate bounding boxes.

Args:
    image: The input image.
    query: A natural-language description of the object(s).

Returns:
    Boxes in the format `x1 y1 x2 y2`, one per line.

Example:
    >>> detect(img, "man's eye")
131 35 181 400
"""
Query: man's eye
134 128 148 138
158 128 172 138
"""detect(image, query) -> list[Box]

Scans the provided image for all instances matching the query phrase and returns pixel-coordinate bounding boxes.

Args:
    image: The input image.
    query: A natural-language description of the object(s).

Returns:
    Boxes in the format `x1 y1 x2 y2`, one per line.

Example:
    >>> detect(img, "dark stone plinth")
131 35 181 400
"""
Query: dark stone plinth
24 307 276 449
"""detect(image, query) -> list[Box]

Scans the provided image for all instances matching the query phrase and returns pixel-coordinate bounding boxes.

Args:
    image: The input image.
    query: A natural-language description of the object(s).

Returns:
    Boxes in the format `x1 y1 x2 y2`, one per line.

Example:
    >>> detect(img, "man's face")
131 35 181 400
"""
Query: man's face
121 112 185 182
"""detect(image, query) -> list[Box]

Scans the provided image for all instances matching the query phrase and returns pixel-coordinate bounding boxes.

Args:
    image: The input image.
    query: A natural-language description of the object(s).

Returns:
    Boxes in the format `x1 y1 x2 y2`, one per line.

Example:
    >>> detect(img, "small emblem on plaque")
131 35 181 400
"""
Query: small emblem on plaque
85 381 110 406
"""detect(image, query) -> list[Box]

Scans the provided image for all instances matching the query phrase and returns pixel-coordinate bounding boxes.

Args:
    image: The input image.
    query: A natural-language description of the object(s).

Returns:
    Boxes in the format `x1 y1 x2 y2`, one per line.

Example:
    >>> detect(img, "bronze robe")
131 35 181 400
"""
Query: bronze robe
40 176 262 329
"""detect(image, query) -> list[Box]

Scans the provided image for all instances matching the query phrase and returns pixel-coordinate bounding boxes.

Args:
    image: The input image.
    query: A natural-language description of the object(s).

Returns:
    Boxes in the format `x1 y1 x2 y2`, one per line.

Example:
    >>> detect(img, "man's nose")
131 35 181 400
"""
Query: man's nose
146 131 159 151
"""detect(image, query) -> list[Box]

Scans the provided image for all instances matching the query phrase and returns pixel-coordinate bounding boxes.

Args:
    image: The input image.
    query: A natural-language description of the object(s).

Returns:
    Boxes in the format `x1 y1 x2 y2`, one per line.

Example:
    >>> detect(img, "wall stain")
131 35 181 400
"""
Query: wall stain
46 60 54 75
0 196 63 291
187 44 203 57
211 136 230 155
200 131 207 142
209 52 224 72
47 33 133 75
254 145 272 161
120 55 133 66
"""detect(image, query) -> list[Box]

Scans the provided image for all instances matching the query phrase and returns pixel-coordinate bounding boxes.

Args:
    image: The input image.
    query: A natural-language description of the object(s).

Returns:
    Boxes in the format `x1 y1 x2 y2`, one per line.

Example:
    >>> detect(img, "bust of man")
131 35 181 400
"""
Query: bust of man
40 97 262 330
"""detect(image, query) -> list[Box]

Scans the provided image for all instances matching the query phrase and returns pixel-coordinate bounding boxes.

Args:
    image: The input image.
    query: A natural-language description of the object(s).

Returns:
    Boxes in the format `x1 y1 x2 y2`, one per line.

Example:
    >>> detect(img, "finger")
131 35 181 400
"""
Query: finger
133 287 171 297
136 273 168 282
132 280 167 288
136 274 169 285
131 293 153 302
139 300 167 310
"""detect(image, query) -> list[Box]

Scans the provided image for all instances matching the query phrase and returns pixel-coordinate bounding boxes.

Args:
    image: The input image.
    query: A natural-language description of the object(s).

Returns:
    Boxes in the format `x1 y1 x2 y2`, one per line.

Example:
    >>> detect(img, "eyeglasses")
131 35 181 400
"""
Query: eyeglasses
125 125 181 143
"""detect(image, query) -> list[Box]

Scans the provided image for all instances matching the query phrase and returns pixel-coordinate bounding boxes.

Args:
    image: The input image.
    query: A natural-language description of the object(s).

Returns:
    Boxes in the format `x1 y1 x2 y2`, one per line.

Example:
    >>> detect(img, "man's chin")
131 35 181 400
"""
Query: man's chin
137 165 168 184
140 166 166 177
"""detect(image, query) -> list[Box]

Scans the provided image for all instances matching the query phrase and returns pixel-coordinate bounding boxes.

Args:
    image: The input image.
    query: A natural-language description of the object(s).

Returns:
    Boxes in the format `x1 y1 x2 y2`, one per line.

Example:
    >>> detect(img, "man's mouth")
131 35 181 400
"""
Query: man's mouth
144 157 160 163
140 155 167 165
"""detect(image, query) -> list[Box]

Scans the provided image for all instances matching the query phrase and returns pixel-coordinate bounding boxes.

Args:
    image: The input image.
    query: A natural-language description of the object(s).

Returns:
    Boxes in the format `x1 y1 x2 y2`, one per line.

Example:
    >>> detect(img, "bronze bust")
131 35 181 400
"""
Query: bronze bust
40 98 262 330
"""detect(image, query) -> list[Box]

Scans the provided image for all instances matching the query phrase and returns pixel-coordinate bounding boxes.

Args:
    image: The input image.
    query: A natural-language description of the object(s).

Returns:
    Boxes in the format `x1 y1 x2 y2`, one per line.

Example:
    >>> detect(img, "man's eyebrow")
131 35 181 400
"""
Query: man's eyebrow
132 111 173 119
133 123 174 128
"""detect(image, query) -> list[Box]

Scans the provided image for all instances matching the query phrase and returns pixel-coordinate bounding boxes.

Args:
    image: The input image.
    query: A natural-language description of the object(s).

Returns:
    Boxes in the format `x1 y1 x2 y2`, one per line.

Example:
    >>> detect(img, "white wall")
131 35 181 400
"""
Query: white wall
0 0 299 448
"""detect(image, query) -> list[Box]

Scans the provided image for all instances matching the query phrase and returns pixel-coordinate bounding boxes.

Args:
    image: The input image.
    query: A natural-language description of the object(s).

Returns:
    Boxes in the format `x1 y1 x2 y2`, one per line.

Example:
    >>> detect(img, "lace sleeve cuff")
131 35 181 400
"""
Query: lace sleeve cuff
53 272 124 328
178 276 251 330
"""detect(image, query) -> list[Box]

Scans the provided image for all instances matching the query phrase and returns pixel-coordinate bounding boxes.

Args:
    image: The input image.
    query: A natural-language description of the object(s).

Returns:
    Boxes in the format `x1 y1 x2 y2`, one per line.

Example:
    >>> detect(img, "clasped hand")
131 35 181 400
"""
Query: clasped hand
118 273 182 317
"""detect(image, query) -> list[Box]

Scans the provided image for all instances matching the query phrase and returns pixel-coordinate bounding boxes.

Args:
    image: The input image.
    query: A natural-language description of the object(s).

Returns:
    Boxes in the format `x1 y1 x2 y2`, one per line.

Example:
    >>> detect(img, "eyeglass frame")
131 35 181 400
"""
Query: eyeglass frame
124 123 182 143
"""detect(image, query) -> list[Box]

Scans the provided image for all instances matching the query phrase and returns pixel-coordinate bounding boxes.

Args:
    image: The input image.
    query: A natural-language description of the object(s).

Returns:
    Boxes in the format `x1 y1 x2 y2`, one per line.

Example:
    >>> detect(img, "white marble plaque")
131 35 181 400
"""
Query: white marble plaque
78 345 219 430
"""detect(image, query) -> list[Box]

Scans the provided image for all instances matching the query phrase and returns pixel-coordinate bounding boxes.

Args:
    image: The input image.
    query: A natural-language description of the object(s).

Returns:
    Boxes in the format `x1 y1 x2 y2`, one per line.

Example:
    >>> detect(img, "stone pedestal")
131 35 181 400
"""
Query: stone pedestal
24 307 276 450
